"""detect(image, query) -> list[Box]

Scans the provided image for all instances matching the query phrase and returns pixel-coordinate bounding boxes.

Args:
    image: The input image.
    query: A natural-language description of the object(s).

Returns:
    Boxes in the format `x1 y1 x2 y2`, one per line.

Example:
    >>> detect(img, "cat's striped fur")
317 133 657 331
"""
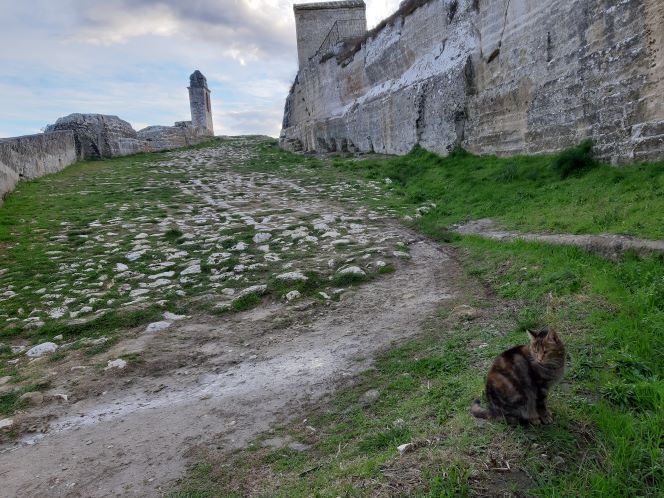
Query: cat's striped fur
471 327 565 425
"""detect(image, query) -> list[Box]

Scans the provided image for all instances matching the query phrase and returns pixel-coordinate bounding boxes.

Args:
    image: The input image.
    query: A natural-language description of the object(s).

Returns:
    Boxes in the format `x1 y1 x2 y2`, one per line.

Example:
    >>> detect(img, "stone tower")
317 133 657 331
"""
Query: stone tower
188 70 214 135
293 1 367 68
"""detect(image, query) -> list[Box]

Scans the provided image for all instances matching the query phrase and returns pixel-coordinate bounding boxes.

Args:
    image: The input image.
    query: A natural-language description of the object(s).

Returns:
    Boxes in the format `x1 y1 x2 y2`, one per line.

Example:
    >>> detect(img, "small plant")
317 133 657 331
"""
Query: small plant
332 271 367 286
551 139 596 179
164 228 183 243
447 145 471 159
232 293 262 312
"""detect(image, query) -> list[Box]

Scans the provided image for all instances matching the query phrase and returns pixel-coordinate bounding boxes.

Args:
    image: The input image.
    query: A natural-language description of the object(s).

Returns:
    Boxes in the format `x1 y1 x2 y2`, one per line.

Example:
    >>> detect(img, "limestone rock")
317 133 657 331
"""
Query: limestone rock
253 232 272 244
26 342 58 358
276 271 308 282
105 359 127 371
337 266 365 276
236 285 267 298
145 321 171 333
286 290 301 301
450 304 480 321
46 113 146 159
19 391 44 406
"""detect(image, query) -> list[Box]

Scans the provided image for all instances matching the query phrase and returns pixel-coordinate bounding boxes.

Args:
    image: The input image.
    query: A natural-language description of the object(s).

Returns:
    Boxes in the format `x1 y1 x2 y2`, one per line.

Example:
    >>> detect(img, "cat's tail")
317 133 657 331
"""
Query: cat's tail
470 399 490 419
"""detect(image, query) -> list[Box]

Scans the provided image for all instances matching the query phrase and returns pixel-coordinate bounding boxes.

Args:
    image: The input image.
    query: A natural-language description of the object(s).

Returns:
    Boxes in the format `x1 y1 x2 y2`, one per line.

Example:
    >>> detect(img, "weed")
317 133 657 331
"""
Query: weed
231 293 262 312
332 270 367 286
551 139 596 179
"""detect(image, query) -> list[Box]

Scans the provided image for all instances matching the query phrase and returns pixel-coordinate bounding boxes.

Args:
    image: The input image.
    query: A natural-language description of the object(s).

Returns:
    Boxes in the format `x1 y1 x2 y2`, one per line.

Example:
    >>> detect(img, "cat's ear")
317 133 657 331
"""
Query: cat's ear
527 330 538 343
546 327 560 341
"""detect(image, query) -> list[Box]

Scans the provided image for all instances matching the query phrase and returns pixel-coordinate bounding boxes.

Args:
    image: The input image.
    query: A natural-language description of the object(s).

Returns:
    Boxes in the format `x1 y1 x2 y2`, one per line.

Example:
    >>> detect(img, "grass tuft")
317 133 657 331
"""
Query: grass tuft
551 139 596 179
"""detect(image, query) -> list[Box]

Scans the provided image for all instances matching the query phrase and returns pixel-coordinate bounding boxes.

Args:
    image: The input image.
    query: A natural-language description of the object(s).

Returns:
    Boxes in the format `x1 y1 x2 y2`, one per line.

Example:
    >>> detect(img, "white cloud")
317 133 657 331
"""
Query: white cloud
0 0 402 138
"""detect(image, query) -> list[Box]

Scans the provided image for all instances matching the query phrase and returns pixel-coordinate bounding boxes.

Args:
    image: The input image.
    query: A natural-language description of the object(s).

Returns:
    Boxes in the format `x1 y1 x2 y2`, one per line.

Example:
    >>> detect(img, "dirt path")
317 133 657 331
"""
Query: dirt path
455 218 664 256
0 139 463 497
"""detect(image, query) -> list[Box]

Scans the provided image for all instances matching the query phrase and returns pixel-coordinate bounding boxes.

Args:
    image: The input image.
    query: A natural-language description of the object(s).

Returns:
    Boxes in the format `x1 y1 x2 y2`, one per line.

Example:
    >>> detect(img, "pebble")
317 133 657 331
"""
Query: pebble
181 264 201 276
253 232 272 243
129 289 150 298
286 290 301 301
231 242 248 251
126 250 146 261
104 359 128 371
276 271 308 282
19 391 44 405
236 285 267 297
337 266 365 276
360 388 380 403
397 443 415 454
145 321 172 333
0 418 13 430
163 312 186 321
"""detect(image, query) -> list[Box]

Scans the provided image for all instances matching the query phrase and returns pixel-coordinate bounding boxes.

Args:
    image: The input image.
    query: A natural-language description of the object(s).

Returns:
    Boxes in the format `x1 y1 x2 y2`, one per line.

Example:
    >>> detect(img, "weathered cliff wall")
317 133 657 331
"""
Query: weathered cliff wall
0 131 78 199
281 0 664 164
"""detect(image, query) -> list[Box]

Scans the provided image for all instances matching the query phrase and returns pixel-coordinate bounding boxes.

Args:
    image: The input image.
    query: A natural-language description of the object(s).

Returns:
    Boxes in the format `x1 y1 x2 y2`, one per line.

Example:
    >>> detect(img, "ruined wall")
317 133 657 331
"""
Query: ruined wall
281 0 664 164
137 121 213 152
0 131 78 199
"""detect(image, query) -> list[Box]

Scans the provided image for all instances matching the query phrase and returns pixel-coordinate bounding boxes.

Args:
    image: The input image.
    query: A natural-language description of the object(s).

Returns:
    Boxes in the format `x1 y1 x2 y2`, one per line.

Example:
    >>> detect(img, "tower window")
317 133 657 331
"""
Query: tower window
206 93 211 113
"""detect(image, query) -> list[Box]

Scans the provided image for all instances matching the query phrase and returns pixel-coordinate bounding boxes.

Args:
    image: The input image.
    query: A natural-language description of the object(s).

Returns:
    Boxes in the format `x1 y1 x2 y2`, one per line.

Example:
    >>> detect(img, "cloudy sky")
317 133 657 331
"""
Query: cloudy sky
0 0 401 139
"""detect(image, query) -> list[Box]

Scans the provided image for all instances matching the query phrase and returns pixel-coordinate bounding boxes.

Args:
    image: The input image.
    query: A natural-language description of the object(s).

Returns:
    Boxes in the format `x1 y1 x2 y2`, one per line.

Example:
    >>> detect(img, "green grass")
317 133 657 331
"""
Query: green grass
0 382 49 416
258 141 664 239
231 293 262 312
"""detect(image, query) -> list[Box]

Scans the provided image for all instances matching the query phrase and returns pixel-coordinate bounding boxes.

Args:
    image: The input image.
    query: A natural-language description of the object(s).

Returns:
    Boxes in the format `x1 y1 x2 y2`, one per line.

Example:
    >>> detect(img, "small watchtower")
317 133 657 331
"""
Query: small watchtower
188 70 214 135
293 0 367 68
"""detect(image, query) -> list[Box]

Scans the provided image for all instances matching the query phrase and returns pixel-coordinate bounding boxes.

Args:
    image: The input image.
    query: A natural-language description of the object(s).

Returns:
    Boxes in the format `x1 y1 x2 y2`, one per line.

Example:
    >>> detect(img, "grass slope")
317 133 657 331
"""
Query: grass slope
329 145 664 239
172 142 664 497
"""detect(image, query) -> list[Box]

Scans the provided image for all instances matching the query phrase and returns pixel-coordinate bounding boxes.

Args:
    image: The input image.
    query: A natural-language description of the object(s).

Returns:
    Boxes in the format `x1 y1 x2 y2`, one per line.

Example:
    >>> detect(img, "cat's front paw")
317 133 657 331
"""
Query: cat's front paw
540 410 553 425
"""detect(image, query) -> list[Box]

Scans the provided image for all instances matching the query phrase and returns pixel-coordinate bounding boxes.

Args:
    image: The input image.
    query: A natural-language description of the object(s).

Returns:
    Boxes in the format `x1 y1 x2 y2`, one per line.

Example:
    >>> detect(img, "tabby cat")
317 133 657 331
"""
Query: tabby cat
471 327 565 425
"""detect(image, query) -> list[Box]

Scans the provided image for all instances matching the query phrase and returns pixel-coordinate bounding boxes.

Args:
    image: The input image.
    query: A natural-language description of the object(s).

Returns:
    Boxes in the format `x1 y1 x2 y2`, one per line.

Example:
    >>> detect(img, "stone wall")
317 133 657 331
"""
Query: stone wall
137 121 213 152
281 0 664 164
0 131 78 199
294 0 367 68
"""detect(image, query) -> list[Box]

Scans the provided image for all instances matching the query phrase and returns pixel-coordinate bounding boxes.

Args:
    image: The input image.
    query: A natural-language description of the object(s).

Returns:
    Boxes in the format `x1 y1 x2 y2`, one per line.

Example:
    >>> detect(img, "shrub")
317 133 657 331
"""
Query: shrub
447 145 471 159
551 139 596 179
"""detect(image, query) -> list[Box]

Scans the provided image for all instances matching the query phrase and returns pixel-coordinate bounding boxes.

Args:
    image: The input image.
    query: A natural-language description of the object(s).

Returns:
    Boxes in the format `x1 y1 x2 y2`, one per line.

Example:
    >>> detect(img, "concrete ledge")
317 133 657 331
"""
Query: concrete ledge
294 0 365 11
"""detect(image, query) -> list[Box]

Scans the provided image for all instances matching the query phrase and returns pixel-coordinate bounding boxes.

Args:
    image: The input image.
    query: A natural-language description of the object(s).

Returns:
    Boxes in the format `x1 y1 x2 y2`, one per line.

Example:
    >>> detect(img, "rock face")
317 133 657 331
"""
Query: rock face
281 0 664 164
46 113 147 159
